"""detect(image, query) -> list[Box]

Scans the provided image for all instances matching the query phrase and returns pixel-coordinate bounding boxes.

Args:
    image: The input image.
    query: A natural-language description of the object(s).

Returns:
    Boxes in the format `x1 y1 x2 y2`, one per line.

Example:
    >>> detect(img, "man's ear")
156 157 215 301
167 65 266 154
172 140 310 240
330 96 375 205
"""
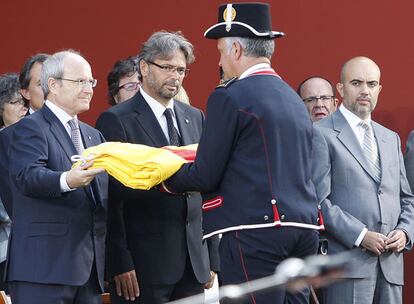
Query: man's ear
233 41 243 61
20 88 30 100
140 60 149 77
48 77 59 95
333 98 339 109
336 83 344 98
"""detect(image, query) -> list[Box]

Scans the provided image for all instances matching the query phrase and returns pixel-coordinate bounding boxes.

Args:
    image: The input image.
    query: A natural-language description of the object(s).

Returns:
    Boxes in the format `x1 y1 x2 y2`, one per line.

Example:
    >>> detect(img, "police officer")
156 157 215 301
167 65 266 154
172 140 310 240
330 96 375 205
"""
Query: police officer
164 3 320 303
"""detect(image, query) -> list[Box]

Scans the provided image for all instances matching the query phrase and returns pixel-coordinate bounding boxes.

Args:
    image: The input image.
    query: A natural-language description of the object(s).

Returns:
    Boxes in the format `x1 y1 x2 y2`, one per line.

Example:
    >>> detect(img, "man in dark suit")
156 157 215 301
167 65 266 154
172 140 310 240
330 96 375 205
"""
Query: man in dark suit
7 50 108 304
312 56 414 304
96 31 219 304
163 3 320 304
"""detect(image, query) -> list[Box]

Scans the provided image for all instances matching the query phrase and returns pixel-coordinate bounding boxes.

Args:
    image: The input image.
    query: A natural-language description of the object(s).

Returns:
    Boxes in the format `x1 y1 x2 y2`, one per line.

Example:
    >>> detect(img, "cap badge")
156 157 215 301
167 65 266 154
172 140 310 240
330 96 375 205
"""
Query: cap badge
223 4 236 32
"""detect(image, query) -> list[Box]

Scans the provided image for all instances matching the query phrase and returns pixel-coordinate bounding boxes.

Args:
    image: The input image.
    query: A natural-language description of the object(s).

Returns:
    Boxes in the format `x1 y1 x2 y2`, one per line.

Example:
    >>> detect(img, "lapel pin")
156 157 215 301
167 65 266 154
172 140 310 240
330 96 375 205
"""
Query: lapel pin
185 119 189 124
88 135 92 140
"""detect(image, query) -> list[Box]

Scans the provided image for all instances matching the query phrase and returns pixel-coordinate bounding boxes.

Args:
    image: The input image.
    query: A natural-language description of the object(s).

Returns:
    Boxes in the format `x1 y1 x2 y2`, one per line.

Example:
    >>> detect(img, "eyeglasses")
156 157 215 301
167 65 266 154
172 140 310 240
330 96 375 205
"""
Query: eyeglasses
7 97 26 106
302 95 334 104
119 82 140 91
147 61 190 77
57 78 97 88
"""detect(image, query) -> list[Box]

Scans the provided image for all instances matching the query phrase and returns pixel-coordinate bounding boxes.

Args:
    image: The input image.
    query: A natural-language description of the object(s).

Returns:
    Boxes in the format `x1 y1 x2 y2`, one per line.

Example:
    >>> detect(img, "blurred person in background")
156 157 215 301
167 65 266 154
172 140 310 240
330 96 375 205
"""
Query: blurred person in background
0 73 28 129
107 58 140 106
19 53 49 114
297 76 338 122
0 72 25 292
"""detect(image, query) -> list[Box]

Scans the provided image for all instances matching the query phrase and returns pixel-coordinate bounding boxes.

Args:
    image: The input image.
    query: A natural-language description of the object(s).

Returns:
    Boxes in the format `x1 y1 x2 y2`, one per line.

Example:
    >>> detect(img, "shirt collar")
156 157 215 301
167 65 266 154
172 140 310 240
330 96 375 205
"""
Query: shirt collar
45 100 77 126
140 88 175 119
339 104 371 128
239 63 271 80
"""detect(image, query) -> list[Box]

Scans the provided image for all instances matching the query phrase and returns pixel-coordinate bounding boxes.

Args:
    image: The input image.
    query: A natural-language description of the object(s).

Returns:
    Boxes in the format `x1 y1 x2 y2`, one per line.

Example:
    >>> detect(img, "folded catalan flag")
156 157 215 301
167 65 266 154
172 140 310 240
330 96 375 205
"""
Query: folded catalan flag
72 142 197 190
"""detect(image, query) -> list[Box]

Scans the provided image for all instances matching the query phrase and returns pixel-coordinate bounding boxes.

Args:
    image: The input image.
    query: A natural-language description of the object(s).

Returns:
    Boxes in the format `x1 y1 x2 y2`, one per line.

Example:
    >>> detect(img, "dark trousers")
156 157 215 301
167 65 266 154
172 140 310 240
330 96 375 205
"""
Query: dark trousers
8 264 101 304
109 255 204 304
0 261 8 293
219 227 319 304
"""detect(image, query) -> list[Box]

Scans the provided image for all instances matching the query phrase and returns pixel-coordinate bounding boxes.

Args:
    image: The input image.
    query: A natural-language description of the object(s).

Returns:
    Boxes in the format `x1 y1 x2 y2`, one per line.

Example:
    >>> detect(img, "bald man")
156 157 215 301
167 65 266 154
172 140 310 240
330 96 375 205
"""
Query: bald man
297 76 338 122
312 56 414 304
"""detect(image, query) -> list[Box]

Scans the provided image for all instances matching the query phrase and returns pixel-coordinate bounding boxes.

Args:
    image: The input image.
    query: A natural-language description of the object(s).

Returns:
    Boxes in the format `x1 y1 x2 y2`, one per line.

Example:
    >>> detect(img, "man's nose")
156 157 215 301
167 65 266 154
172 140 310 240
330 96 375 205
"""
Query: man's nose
360 83 369 94
83 84 94 93
315 98 324 106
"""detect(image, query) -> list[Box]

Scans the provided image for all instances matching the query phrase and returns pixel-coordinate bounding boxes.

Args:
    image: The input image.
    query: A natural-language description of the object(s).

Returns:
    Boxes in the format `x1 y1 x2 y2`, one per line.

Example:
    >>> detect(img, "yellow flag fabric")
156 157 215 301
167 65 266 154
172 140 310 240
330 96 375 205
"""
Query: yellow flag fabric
72 142 197 190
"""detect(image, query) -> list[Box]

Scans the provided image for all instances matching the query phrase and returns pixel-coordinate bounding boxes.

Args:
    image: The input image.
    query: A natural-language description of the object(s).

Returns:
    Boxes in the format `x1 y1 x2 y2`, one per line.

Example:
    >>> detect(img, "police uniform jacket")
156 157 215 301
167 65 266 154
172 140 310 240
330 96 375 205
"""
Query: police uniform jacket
167 65 320 238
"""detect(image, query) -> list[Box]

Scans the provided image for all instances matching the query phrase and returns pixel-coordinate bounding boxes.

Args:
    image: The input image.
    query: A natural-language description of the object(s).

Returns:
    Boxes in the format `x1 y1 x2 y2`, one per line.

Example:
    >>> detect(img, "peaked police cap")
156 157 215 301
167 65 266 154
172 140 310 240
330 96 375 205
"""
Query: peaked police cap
204 2 285 40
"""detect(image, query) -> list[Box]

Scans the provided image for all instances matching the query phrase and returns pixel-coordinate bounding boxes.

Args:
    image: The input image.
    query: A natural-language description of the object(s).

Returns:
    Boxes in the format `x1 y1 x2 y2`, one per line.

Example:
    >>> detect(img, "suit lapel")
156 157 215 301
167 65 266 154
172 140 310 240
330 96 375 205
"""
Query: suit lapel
41 106 77 161
174 102 197 145
79 122 99 149
133 92 169 147
333 111 379 182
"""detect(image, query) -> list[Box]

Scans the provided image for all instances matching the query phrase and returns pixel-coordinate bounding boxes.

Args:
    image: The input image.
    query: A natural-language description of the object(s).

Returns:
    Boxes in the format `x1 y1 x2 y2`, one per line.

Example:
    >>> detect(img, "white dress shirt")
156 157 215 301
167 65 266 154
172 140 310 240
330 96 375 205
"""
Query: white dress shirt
45 100 84 192
140 88 181 141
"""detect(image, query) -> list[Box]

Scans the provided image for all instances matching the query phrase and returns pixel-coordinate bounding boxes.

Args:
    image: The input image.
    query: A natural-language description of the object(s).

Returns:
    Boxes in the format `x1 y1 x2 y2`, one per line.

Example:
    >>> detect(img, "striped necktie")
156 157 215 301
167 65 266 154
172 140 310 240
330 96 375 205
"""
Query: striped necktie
68 118 84 155
164 108 181 146
359 121 381 182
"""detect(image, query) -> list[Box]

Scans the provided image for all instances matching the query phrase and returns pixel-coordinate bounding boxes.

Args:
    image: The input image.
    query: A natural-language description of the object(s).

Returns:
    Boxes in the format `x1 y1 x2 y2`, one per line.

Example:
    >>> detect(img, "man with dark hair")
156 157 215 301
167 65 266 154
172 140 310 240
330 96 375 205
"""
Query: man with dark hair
19 53 49 113
312 56 414 304
96 31 219 304
297 76 338 122
163 3 320 304
107 58 140 106
8 50 108 304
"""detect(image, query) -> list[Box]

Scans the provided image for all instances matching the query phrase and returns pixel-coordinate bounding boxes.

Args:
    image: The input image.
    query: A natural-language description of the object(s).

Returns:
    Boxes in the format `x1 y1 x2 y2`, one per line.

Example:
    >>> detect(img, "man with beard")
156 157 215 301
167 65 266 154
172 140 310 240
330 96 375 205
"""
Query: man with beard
312 56 414 303
297 76 338 122
96 31 219 304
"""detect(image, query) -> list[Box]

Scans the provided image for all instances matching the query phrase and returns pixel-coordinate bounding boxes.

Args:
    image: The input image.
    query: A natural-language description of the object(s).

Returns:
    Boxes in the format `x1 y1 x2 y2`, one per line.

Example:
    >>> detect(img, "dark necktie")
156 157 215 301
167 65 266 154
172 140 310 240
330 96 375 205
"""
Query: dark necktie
68 118 84 154
359 121 381 182
164 108 181 146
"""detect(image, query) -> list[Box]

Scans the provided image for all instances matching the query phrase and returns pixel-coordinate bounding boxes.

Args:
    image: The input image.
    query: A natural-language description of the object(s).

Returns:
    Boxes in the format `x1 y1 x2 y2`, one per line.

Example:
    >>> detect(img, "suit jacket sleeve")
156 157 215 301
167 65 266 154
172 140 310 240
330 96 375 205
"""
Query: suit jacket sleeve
167 90 239 192
404 130 414 193
9 117 62 198
96 111 135 276
312 125 366 248
395 134 414 249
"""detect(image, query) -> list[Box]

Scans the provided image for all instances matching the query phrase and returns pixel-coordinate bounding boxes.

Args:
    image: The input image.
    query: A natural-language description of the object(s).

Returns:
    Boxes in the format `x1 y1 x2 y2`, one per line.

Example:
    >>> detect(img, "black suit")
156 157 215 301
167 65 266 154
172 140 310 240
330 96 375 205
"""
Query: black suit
0 125 14 216
96 92 220 303
7 105 108 304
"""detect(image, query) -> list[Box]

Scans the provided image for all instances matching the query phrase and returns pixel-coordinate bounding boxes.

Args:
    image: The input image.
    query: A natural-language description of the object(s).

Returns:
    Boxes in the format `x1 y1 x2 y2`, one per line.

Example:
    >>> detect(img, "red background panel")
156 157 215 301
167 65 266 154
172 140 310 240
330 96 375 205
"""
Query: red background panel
1 0 414 300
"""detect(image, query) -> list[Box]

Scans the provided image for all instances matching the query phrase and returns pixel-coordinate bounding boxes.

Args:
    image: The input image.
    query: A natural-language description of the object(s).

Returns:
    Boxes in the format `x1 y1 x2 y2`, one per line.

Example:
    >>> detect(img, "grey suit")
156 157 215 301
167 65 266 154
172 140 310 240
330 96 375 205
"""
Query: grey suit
404 130 414 192
312 110 414 303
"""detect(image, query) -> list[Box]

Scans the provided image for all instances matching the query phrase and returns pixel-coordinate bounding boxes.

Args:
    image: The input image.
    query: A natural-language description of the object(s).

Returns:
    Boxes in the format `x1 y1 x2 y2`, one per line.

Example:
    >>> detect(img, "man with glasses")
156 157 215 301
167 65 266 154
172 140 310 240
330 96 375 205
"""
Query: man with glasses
7 50 108 304
297 76 338 122
96 31 219 304
107 58 140 106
